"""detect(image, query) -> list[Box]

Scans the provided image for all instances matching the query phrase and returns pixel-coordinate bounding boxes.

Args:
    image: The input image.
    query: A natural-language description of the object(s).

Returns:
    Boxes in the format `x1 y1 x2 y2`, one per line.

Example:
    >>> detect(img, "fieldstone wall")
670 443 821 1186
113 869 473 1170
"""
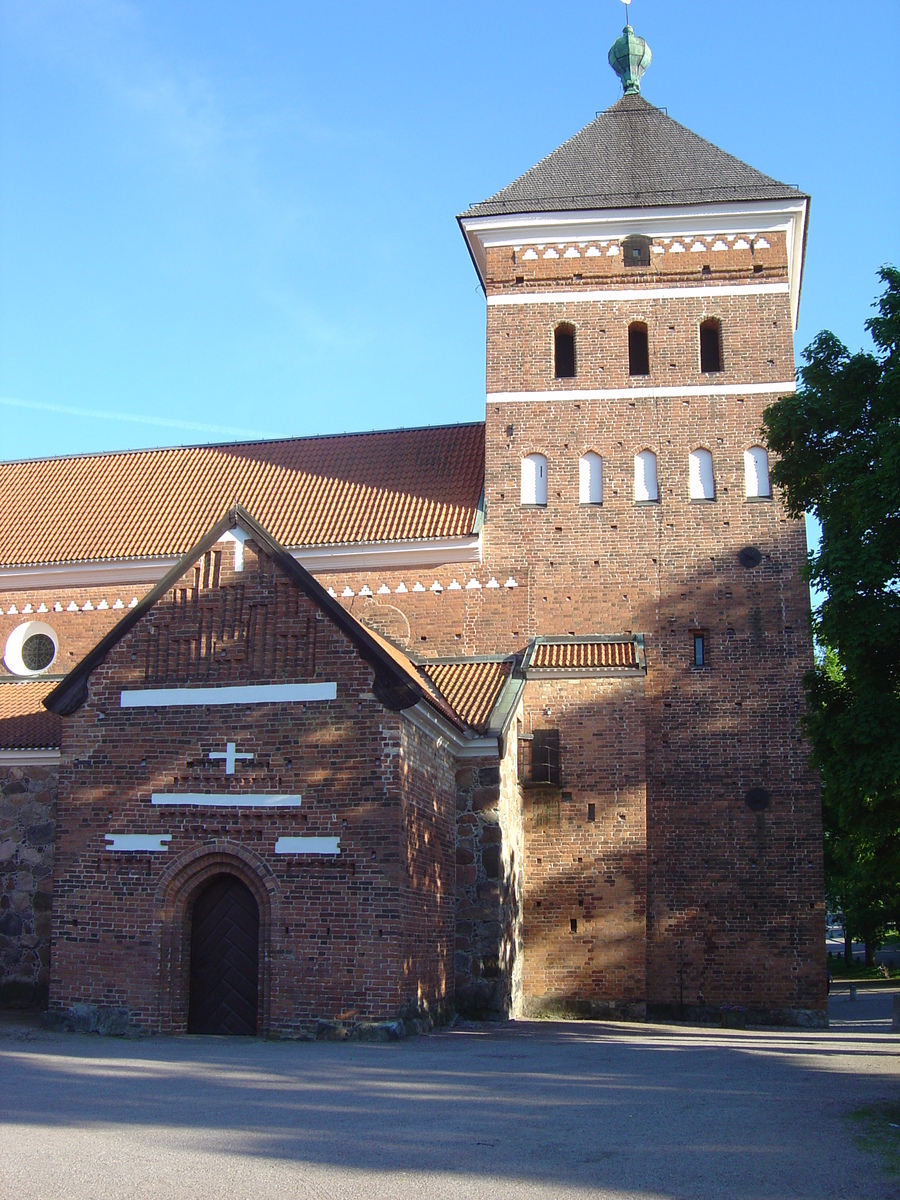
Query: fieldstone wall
454 735 523 1019
0 763 57 1009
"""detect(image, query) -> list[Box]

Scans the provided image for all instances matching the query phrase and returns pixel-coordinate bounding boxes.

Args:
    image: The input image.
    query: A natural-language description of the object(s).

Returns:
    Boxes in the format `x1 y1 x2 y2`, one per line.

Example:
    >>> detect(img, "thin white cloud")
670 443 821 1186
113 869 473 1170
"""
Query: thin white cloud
0 395 275 440
3 0 227 169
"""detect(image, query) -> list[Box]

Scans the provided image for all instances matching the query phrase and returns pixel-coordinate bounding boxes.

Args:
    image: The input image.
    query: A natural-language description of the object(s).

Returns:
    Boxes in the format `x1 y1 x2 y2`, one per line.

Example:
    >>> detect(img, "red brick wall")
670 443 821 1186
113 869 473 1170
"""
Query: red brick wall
2 219 824 1025
517 676 647 1018
486 292 794 395
485 232 788 292
49 539 456 1033
476 226 824 1020
0 594 137 680
398 717 456 1019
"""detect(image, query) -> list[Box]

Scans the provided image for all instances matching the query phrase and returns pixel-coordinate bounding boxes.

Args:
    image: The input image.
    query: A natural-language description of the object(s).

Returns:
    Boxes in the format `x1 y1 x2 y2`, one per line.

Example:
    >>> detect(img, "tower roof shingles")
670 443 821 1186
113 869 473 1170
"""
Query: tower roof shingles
461 93 806 218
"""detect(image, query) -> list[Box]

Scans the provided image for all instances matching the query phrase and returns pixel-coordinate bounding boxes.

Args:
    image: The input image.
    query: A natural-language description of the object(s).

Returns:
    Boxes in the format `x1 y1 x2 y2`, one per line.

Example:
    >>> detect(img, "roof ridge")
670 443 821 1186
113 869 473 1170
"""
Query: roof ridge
0 419 486 470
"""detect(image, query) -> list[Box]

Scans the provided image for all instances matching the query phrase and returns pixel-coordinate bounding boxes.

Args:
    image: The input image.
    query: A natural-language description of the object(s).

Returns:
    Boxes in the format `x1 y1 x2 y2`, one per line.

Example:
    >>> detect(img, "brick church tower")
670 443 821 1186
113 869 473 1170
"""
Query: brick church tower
457 19 822 1020
0 15 824 1032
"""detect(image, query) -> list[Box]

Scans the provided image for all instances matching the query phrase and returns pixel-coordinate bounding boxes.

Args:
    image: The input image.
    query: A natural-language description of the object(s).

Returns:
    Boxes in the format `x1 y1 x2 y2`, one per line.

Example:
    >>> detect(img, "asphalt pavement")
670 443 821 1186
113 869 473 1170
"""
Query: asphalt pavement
0 990 897 1200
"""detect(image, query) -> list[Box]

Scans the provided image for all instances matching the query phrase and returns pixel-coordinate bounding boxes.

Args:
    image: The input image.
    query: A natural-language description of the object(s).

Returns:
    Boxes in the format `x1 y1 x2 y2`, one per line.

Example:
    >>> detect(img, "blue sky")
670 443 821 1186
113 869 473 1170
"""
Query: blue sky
1 0 898 463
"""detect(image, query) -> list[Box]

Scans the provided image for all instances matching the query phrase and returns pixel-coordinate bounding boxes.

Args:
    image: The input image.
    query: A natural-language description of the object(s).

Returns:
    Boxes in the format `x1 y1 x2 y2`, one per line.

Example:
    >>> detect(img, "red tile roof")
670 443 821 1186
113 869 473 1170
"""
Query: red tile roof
0 424 485 567
529 641 638 670
0 682 61 748
420 661 512 733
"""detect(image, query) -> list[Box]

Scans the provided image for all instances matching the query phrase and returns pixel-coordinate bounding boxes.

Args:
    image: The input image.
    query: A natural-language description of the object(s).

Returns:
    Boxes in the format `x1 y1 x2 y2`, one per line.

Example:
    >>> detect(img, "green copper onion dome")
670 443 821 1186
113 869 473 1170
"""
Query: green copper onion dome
608 23 652 95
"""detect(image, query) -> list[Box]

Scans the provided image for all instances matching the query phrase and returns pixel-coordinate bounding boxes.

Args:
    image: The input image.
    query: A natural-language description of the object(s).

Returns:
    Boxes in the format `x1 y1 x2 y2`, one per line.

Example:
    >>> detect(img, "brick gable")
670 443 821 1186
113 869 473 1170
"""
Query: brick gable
48 519 457 1033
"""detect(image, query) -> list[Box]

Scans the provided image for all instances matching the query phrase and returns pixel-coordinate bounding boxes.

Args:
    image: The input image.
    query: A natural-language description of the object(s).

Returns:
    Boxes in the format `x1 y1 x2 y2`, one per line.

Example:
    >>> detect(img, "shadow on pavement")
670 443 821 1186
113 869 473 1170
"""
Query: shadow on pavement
0 1003 898 1200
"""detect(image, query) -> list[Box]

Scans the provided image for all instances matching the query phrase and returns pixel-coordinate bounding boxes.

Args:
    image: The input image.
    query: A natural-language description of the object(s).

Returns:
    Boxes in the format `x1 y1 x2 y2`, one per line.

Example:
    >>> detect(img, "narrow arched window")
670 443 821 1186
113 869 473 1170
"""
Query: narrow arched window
744 446 771 498
628 322 650 376
579 452 603 505
521 453 548 506
634 450 658 502
689 448 715 500
554 325 576 379
700 319 722 373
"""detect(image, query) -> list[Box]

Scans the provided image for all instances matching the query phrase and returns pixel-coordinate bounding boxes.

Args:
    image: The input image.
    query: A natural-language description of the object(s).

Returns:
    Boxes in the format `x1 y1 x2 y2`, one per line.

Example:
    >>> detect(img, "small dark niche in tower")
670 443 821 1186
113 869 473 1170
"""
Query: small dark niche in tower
745 787 771 812
738 546 763 569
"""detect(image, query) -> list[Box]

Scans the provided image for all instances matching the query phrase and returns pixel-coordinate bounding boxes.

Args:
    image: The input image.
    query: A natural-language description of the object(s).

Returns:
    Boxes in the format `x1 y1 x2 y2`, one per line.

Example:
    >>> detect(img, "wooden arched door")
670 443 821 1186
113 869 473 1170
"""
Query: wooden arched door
188 874 259 1035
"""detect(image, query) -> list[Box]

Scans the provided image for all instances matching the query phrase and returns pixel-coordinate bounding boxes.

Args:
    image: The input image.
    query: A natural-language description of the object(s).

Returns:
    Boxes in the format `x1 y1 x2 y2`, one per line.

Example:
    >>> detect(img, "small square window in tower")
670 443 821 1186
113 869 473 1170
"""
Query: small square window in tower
554 325 576 378
623 234 651 267
531 728 561 785
699 319 722 373
628 322 650 376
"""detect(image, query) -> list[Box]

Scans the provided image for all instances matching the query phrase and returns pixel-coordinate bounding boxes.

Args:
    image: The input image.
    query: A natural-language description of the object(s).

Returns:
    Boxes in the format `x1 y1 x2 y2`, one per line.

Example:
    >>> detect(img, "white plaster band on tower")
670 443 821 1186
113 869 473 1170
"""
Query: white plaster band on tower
119 682 337 707
151 794 303 807
275 836 340 855
489 381 797 404
487 282 790 306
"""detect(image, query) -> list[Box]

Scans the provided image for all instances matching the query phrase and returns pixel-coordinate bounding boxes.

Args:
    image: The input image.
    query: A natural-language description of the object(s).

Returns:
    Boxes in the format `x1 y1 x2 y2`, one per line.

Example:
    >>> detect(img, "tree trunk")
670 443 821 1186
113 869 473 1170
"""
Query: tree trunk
865 940 875 968
845 930 853 964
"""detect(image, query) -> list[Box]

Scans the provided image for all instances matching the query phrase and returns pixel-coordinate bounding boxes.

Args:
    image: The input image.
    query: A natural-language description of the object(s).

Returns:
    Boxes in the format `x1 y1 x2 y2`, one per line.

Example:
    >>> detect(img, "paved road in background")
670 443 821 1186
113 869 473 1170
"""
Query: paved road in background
1 990 897 1200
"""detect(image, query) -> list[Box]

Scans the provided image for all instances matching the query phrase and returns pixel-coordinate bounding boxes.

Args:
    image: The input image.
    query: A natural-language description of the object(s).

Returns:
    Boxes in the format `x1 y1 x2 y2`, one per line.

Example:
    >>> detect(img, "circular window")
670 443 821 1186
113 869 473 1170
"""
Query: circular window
4 621 59 676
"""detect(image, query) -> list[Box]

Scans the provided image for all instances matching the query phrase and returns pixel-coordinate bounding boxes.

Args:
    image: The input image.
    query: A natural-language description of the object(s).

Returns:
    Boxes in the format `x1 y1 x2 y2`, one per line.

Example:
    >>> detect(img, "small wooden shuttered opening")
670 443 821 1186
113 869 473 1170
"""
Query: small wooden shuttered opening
531 728 561 785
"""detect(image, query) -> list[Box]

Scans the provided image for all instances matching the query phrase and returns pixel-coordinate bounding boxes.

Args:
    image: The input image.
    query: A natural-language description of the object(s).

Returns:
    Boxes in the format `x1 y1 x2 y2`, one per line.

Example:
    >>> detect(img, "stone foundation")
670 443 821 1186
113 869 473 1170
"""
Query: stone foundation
0 763 58 1009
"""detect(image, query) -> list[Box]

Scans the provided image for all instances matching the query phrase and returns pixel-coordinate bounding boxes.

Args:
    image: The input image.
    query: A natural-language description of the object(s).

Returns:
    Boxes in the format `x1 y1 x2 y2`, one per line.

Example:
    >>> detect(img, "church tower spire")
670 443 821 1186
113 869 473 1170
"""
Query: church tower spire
608 1 652 95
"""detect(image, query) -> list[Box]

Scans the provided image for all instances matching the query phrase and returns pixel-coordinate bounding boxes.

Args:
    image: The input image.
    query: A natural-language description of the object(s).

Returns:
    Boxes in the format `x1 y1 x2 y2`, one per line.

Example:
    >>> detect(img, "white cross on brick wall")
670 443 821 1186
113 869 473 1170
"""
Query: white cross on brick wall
208 742 254 775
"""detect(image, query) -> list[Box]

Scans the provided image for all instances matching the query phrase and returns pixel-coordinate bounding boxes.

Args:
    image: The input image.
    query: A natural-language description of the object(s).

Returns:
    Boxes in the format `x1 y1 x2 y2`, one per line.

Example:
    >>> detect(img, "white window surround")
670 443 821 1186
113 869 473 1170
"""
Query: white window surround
4 620 59 676
521 453 548 506
634 450 659 503
744 446 772 497
579 452 603 504
689 448 716 500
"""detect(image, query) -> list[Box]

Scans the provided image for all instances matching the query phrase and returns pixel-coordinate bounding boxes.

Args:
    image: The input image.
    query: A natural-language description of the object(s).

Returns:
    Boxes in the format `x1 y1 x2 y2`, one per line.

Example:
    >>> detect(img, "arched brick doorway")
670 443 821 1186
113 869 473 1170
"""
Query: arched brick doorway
187 874 259 1035
154 843 277 1036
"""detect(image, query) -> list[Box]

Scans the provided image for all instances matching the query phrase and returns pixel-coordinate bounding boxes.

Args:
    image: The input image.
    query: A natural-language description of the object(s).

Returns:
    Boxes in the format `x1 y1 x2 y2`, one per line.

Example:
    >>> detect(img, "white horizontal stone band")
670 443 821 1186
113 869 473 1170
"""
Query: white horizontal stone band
275 836 340 855
151 794 303 808
489 381 797 403
120 682 337 707
487 283 790 306
105 834 171 852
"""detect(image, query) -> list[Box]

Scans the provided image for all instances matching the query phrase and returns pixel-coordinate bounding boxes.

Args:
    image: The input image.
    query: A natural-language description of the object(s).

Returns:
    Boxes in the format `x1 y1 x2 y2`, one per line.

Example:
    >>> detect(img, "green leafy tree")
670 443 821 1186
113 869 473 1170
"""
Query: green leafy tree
819 650 894 965
762 267 900 957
